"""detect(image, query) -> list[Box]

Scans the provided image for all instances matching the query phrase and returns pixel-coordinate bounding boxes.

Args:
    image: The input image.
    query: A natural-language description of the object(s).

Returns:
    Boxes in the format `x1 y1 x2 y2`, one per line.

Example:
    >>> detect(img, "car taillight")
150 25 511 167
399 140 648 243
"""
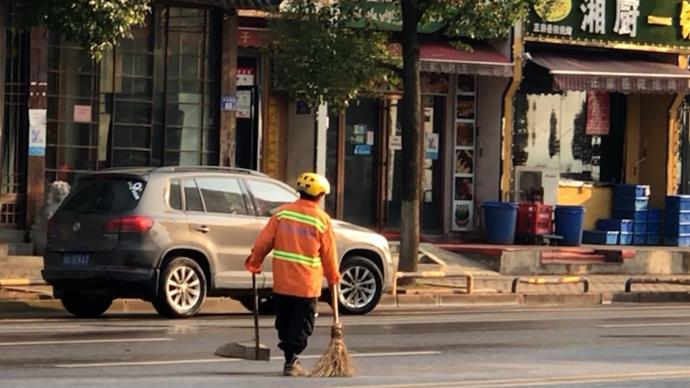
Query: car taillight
106 216 154 233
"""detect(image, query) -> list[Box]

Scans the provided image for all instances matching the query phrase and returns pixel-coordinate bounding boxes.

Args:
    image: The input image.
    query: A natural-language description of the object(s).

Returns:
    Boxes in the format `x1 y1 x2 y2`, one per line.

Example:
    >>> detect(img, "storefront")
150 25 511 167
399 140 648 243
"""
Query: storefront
508 0 690 228
314 41 513 234
0 0 275 230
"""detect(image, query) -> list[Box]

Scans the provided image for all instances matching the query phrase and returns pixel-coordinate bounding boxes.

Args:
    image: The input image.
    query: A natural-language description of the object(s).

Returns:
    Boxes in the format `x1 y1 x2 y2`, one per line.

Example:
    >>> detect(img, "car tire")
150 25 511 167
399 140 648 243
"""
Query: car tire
153 257 207 319
239 295 277 315
60 293 113 318
336 256 383 315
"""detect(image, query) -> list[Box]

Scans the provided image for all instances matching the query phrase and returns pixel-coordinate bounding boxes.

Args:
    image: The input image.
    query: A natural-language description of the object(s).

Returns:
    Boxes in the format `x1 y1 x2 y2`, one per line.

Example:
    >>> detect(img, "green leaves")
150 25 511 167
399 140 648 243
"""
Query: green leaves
269 0 533 111
268 0 398 111
12 0 150 59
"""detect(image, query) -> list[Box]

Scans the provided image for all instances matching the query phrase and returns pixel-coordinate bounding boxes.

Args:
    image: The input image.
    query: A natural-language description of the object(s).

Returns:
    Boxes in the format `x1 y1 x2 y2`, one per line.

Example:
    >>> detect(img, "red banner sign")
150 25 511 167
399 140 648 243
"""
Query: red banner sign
238 28 263 48
586 91 610 136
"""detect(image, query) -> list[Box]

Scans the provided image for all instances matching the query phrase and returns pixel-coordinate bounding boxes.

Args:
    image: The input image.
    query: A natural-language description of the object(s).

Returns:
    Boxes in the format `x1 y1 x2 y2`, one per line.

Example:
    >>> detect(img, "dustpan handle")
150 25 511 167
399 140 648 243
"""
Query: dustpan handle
332 284 340 325
252 273 260 354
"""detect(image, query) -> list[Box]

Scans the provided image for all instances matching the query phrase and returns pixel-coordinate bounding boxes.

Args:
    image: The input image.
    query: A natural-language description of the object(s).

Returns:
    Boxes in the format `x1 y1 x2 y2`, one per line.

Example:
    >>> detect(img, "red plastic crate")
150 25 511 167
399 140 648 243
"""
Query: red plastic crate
517 203 553 236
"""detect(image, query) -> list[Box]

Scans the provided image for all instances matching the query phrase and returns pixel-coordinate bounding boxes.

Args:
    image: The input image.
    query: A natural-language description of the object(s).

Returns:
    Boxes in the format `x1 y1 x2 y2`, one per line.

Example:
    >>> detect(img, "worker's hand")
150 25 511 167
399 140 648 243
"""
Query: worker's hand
244 256 262 274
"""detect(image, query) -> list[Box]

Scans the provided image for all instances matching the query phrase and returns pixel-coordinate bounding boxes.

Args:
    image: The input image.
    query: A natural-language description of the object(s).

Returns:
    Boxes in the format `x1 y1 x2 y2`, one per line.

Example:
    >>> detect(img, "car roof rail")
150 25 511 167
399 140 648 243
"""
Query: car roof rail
152 165 268 177
97 167 157 173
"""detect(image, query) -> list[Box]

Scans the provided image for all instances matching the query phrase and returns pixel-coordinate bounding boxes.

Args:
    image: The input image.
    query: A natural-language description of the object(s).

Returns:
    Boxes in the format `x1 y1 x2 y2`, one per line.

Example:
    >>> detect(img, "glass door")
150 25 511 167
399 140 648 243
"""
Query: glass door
385 96 444 231
421 95 445 231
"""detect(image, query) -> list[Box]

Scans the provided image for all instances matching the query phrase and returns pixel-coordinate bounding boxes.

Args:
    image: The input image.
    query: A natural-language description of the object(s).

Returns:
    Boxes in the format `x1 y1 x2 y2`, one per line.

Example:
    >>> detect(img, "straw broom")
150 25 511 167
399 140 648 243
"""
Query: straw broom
311 284 355 377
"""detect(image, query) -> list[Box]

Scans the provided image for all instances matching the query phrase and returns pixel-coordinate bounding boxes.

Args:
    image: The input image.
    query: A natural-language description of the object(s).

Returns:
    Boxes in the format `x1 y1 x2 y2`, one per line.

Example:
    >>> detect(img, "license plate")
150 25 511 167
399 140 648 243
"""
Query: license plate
63 254 90 266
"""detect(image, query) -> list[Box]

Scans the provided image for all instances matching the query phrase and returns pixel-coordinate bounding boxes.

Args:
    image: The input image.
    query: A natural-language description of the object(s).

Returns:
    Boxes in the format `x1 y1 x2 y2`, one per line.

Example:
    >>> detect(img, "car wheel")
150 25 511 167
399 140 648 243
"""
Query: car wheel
153 257 207 319
60 292 113 318
239 295 277 315
337 256 383 315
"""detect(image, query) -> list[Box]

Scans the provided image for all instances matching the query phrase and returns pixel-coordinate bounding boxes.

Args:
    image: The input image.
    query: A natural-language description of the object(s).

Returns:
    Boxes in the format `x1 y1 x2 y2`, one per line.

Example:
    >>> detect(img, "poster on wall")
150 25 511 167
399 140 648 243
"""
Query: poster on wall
455 149 474 174
586 91 610 135
456 122 474 147
28 109 47 157
453 201 473 230
455 177 473 201
73 105 92 123
236 90 252 119
456 96 475 120
453 75 476 232
424 133 439 160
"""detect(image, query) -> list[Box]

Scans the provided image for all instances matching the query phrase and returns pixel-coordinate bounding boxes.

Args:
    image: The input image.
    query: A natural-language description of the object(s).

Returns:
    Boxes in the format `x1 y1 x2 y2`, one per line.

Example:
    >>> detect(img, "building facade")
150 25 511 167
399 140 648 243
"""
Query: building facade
278 39 515 235
505 0 690 229
0 1 275 232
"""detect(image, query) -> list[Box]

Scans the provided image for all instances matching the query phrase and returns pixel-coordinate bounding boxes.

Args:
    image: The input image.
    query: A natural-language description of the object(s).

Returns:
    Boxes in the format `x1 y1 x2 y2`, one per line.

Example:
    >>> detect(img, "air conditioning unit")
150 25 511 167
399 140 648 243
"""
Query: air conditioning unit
514 167 559 205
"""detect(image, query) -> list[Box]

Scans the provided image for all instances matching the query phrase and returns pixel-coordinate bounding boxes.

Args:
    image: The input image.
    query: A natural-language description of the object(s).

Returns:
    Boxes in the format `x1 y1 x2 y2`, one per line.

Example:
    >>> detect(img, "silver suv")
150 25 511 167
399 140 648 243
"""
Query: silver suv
42 167 397 318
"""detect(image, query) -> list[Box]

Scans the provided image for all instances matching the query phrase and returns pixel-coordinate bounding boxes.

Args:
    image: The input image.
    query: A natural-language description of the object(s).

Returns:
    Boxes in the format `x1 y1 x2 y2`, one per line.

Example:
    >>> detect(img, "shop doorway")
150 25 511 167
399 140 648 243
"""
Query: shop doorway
342 98 381 228
235 56 260 170
326 95 446 232
680 100 690 194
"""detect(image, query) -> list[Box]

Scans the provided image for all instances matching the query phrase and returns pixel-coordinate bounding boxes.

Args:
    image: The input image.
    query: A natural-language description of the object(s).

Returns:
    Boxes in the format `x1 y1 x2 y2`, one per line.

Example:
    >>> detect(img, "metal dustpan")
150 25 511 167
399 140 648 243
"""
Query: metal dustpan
215 273 271 361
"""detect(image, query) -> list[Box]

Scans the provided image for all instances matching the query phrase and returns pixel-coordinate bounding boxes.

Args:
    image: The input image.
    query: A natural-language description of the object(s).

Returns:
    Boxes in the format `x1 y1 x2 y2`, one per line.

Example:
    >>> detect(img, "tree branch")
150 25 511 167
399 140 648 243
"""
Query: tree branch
375 60 403 76
421 9 465 41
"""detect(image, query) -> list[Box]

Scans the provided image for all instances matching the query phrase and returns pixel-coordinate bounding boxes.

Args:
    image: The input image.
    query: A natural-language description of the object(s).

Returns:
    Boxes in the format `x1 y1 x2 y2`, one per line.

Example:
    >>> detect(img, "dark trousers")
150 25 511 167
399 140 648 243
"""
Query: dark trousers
274 293 317 363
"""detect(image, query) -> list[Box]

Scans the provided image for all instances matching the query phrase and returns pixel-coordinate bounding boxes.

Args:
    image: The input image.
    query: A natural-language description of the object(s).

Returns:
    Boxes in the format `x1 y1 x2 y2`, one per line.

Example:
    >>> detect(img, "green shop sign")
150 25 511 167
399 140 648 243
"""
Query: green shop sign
526 0 690 51
350 2 445 34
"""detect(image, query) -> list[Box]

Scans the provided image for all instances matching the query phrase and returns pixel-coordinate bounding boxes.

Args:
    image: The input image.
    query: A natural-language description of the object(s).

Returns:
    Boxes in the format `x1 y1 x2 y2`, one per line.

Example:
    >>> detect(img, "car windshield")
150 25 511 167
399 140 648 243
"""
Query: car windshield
246 179 298 217
61 177 146 214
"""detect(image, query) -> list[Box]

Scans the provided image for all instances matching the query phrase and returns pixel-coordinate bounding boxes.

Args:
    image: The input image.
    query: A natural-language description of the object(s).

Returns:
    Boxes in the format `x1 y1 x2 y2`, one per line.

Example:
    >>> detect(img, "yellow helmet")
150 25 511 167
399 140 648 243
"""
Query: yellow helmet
296 172 331 197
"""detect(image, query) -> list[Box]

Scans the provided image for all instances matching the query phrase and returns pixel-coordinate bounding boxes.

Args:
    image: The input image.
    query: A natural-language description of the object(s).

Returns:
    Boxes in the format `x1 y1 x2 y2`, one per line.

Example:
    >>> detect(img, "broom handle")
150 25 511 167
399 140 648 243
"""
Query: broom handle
252 273 260 354
332 283 340 325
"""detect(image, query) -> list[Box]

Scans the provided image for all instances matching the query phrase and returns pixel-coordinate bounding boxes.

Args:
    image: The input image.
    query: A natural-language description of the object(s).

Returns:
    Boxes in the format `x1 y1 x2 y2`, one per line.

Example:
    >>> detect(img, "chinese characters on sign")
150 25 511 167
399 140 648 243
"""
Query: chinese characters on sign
554 76 689 93
533 23 574 36
581 0 606 34
682 0 690 39
613 0 640 37
528 0 690 48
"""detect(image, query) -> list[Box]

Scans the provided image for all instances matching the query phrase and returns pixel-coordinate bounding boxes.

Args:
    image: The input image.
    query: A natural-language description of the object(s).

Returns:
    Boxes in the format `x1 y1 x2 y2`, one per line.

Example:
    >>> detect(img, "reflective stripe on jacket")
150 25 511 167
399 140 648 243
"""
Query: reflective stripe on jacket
245 198 340 298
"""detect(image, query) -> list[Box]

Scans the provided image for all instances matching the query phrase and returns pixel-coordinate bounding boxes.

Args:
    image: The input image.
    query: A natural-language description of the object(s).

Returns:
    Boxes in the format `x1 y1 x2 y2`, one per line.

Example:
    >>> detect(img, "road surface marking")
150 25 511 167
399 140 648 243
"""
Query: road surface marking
343 369 690 387
597 322 690 328
0 338 172 347
53 350 441 368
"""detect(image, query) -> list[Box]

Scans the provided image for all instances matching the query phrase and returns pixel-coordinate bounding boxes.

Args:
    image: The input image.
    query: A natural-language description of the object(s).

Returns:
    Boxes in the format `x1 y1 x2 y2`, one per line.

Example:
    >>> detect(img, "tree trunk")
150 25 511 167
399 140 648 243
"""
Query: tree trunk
398 0 421 274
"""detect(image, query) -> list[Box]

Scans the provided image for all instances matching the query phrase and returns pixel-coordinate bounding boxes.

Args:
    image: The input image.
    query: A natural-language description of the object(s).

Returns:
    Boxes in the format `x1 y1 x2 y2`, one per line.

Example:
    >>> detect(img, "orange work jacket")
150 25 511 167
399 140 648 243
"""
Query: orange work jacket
245 198 340 298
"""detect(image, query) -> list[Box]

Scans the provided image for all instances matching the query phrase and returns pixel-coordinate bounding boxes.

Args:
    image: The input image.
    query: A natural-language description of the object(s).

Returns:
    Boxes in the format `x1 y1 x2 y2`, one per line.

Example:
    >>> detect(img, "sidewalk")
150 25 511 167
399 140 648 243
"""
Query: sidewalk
3 245 690 316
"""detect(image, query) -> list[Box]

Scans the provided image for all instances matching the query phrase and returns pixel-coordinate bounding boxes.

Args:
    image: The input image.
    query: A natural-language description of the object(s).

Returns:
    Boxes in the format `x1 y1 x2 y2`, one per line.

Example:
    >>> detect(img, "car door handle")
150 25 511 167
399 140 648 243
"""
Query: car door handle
195 225 210 233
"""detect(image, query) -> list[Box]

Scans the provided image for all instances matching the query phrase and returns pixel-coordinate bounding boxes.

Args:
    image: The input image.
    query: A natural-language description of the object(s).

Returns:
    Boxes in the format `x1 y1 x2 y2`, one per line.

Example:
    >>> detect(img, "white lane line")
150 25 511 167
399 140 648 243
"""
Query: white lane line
597 322 690 328
0 338 172 347
53 350 441 368
343 369 690 388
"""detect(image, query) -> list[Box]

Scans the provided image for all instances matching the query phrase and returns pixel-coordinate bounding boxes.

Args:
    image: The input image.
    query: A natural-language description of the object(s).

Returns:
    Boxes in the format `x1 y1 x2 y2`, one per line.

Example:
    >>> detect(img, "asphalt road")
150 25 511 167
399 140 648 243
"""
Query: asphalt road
2 304 690 387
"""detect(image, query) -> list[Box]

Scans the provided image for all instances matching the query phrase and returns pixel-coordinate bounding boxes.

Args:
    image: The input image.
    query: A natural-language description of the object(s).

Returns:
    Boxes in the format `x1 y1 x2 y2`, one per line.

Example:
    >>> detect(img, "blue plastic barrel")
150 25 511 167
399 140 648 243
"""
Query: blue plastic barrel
554 205 585 246
482 202 518 244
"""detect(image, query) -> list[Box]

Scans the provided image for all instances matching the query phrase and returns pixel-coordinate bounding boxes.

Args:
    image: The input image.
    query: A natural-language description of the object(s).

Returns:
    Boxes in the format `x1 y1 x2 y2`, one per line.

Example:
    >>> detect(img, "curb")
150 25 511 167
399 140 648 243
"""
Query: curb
3 292 690 316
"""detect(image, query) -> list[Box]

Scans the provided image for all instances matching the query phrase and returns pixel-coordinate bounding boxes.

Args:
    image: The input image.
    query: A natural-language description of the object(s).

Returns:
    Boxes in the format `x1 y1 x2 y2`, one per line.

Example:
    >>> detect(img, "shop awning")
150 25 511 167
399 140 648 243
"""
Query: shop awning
180 0 280 10
419 42 513 77
528 52 690 94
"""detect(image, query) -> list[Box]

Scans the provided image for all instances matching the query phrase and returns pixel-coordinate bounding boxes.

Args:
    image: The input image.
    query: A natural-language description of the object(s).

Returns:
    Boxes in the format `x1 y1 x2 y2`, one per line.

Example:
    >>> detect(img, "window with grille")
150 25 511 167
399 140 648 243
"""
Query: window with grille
46 5 221 186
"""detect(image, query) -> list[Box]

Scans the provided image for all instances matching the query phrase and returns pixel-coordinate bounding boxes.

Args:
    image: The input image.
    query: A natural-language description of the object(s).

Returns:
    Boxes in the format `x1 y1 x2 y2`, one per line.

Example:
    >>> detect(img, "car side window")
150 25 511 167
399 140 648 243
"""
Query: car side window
246 179 298 217
169 180 182 210
184 180 204 212
196 177 249 215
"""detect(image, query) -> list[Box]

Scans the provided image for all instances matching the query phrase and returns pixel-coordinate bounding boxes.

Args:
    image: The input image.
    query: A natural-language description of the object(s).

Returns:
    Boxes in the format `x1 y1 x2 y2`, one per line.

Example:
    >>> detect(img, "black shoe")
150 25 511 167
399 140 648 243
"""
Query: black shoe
283 359 309 377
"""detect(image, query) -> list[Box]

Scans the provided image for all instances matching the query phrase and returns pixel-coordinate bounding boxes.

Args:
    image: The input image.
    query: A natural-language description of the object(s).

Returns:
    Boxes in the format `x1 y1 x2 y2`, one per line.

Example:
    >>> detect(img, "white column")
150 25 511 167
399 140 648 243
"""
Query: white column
315 103 328 176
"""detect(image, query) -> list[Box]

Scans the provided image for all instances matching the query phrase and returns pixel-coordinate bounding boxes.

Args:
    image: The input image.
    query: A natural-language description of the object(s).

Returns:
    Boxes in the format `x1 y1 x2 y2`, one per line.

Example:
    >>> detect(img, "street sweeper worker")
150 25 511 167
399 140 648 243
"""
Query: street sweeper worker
245 172 340 377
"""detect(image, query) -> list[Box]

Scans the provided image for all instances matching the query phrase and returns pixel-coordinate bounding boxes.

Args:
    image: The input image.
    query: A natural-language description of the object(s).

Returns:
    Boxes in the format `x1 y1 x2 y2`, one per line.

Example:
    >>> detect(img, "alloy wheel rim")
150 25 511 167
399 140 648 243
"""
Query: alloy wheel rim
339 265 377 310
166 265 202 312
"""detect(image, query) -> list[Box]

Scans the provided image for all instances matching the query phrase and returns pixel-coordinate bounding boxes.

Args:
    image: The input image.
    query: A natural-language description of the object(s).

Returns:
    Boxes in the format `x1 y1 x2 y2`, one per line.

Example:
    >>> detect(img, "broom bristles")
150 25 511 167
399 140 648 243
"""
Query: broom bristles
311 325 355 377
